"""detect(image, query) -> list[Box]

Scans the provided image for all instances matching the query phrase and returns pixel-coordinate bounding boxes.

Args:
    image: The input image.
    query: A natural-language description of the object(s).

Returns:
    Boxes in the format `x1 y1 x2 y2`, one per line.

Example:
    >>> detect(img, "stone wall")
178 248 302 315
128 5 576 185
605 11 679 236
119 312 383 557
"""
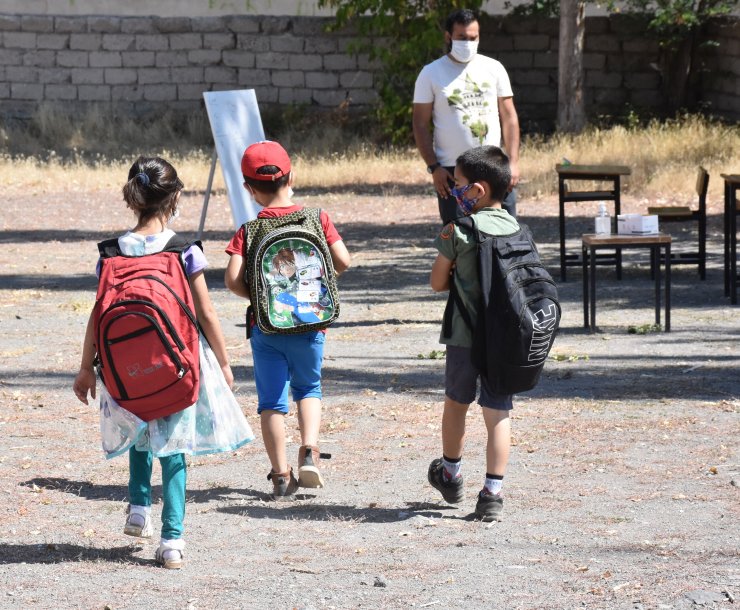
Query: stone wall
0 12 737 130
701 18 740 121
480 14 740 127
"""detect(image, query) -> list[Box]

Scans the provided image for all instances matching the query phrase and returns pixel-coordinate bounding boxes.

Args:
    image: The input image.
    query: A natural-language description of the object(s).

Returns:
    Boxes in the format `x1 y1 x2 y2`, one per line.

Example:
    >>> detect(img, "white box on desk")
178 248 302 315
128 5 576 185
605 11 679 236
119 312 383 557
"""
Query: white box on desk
617 214 659 235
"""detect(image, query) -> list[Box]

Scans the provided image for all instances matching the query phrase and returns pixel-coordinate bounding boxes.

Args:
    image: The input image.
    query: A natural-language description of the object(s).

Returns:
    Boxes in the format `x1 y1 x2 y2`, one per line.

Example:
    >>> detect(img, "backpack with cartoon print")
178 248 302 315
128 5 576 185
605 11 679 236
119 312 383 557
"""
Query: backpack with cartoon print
243 207 340 335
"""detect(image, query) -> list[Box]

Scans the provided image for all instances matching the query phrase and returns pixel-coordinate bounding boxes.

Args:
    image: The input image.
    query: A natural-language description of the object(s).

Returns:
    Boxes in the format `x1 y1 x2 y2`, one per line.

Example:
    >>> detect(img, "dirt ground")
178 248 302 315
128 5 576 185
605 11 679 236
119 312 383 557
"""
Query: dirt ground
0 181 738 610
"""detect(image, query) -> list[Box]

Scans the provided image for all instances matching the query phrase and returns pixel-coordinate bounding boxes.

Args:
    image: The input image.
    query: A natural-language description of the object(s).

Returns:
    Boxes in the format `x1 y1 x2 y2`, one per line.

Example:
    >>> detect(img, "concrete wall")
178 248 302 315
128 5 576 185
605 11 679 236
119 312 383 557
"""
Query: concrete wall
0 11 737 129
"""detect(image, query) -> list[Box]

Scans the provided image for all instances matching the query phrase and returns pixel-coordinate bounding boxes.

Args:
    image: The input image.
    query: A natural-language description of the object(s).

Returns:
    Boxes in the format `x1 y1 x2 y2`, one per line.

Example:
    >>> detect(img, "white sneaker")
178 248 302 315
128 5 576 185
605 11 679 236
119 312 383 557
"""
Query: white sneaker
123 505 153 538
155 538 185 570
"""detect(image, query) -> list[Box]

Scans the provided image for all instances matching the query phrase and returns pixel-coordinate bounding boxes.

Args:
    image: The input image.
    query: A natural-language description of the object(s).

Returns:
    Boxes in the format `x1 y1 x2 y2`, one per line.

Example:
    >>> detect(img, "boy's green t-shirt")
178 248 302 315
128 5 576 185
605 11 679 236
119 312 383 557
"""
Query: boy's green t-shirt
434 207 520 348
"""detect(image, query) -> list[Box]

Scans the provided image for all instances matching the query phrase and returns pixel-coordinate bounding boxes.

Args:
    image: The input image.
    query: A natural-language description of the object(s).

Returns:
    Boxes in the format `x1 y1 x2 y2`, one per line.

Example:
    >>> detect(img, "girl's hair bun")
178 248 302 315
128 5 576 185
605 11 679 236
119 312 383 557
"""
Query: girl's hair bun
135 172 150 186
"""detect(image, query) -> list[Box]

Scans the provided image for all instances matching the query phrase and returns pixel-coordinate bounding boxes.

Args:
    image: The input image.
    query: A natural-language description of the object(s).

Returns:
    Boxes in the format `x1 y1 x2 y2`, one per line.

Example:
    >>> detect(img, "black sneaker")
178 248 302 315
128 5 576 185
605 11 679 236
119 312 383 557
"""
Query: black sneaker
475 490 504 522
267 468 298 501
427 458 464 504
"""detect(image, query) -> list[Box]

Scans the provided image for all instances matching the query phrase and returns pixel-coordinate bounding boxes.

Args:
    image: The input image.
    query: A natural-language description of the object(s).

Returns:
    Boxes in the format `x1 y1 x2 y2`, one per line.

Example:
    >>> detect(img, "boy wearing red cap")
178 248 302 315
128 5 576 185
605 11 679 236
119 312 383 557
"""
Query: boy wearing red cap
225 141 351 500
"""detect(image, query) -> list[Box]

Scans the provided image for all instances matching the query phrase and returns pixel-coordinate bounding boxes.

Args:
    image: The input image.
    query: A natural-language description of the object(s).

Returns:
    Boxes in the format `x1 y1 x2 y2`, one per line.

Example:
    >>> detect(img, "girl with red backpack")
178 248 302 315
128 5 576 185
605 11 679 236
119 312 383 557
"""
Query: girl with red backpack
72 156 253 569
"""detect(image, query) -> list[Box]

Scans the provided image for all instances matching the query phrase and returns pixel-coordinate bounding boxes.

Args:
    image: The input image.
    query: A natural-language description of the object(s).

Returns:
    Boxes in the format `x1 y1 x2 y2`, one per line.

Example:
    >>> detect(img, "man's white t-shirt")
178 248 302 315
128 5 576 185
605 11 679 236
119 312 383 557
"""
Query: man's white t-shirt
413 54 514 167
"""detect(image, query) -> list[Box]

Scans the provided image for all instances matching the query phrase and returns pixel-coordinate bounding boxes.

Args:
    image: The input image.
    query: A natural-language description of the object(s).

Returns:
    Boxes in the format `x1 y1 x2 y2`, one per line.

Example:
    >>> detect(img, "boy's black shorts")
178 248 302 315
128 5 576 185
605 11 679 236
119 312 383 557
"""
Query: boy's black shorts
445 345 513 411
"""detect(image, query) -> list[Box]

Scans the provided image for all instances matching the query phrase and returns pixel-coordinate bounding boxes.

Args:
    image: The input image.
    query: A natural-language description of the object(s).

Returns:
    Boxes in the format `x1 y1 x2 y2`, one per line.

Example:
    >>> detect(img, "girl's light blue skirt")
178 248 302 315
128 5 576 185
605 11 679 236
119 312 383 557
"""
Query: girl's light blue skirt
98 334 254 459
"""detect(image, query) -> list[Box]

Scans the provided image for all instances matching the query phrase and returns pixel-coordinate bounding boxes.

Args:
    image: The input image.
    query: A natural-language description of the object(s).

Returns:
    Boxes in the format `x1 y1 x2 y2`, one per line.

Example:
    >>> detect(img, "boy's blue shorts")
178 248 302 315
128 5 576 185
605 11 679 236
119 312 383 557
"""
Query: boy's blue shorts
445 345 513 411
250 326 325 414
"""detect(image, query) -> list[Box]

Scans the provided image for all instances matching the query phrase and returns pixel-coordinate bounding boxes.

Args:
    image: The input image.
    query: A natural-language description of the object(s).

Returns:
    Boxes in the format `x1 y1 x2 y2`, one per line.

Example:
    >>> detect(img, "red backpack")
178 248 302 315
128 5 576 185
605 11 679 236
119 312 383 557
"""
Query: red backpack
93 236 200 421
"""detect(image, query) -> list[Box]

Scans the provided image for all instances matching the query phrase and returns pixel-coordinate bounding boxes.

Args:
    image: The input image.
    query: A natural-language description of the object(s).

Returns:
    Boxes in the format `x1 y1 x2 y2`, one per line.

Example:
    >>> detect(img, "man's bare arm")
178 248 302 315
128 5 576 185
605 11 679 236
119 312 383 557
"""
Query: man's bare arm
498 96 521 188
413 102 454 197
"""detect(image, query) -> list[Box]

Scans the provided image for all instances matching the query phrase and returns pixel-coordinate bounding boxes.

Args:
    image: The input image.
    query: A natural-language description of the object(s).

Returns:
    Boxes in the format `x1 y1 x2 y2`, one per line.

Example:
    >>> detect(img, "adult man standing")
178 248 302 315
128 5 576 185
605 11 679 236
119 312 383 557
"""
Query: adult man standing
413 8 520 224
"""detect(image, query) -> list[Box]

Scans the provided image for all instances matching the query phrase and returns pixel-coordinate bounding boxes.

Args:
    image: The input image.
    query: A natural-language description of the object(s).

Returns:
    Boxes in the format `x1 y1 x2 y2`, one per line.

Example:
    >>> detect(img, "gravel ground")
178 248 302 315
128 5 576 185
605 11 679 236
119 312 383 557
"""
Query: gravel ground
0 183 738 610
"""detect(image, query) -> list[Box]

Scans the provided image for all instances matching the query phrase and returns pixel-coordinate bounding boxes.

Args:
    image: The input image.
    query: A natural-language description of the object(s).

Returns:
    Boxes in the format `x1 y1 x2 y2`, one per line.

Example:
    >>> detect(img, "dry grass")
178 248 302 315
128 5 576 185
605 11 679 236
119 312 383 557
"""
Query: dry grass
520 115 740 203
0 106 737 201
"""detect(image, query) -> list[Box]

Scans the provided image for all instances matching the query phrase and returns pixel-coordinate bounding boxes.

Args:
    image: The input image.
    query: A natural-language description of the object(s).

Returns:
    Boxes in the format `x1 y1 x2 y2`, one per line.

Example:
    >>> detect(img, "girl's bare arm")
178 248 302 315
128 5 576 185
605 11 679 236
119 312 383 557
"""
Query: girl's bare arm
190 271 233 388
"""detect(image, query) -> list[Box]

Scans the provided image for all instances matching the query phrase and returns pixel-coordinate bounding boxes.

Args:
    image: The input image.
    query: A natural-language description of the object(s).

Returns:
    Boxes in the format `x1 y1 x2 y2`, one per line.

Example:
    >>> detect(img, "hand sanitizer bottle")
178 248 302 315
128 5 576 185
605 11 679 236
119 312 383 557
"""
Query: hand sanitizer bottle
595 202 610 234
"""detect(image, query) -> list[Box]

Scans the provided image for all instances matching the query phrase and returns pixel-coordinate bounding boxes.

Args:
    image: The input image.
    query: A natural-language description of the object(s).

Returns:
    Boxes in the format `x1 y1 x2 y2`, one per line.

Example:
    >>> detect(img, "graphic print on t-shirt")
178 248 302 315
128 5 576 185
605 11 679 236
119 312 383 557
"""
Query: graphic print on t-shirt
446 73 492 144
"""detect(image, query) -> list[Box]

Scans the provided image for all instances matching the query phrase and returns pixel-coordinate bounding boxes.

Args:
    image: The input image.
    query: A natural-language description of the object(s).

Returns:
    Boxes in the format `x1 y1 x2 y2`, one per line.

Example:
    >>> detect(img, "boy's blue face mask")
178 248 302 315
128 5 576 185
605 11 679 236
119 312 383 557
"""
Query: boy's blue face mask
451 184 479 215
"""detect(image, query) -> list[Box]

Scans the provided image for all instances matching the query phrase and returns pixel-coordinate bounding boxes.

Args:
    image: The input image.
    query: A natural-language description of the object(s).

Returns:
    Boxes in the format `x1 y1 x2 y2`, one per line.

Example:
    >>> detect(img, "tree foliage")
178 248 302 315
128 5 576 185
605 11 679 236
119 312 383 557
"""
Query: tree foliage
317 0 484 144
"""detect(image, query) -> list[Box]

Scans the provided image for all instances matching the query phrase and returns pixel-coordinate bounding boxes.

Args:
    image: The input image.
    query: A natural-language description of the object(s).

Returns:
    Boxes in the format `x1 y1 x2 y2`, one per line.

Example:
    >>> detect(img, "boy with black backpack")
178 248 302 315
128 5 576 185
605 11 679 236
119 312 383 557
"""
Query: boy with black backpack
428 145 559 522
225 141 351 501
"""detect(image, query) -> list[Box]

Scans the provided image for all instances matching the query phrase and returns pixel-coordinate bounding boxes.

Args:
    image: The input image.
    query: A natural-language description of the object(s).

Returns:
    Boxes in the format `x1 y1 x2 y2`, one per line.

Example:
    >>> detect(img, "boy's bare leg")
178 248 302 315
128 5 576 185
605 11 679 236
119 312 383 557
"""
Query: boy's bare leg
442 396 470 459
427 396 469 504
481 408 510 476
296 397 321 446
261 410 288 473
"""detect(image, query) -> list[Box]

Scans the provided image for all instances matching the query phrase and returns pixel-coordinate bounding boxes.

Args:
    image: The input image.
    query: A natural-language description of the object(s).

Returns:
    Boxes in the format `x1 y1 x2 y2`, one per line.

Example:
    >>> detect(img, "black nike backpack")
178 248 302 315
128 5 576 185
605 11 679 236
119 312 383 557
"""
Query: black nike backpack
443 217 561 394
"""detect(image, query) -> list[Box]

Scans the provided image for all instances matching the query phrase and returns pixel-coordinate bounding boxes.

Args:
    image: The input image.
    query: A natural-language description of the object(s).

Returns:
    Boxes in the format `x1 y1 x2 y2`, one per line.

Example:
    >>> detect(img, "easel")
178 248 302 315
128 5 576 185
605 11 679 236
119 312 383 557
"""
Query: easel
197 148 218 239
197 89 266 237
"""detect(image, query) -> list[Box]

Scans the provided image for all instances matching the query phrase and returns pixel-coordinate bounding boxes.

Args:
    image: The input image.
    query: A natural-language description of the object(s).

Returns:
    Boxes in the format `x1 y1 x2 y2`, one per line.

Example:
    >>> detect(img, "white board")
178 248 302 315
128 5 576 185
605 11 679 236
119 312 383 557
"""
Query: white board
203 89 265 228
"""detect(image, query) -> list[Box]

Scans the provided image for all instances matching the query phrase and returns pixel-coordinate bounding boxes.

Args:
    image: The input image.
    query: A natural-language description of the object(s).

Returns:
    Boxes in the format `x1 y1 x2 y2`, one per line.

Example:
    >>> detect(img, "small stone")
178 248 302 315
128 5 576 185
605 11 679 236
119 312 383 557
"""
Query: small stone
373 576 387 588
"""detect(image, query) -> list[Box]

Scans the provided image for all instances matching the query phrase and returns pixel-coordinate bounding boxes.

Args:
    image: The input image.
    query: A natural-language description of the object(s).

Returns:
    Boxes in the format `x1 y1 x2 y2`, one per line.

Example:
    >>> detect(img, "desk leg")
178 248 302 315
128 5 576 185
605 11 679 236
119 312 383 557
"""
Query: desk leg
725 180 730 297
559 177 567 282
732 186 738 305
665 242 671 332
615 176 623 280
582 243 589 329
653 244 661 327
590 245 597 331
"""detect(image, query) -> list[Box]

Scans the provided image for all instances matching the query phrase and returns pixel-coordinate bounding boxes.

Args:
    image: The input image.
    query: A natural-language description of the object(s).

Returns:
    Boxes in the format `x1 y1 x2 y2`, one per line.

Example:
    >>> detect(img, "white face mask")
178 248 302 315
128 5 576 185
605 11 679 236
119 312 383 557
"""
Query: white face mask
450 40 478 63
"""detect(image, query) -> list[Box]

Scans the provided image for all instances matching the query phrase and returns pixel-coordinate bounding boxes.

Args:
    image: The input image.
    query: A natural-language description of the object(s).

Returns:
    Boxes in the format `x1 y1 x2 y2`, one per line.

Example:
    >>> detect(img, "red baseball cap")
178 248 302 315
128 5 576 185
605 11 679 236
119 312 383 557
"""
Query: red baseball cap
241 140 291 181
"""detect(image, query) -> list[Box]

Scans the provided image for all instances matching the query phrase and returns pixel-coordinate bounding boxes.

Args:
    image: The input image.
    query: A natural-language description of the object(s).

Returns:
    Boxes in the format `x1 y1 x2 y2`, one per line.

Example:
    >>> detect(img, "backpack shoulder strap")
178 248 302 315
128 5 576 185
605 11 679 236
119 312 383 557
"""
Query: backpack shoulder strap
307 207 322 223
97 238 122 259
163 234 201 254
442 216 477 338
454 215 481 242
454 215 474 231
442 277 474 337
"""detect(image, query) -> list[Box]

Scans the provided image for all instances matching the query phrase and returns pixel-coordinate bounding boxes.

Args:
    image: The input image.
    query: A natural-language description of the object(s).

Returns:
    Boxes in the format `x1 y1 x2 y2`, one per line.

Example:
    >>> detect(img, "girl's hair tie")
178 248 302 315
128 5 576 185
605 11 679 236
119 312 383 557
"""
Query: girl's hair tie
135 172 150 186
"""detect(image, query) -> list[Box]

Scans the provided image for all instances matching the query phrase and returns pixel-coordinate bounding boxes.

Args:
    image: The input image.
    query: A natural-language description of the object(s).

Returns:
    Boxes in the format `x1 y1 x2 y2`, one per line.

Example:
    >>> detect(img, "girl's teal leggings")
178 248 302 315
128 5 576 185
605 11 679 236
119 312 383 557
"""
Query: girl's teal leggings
128 448 186 540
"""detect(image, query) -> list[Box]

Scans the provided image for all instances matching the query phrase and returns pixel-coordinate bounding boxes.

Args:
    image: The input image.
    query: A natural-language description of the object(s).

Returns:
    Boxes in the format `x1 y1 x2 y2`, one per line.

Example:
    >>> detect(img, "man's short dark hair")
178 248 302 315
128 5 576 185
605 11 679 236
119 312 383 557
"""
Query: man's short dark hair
445 8 479 33
243 165 290 194
456 146 511 203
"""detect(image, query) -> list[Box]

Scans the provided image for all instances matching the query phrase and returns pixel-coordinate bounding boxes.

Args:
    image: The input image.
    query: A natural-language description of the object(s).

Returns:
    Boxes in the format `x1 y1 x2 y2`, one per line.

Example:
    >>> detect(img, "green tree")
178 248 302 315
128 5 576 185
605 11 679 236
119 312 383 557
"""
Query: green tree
317 0 484 144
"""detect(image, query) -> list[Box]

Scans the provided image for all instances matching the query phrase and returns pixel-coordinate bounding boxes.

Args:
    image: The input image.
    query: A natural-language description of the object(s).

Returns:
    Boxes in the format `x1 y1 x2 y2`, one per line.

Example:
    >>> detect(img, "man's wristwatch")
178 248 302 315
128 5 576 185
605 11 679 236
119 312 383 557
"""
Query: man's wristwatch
427 162 441 174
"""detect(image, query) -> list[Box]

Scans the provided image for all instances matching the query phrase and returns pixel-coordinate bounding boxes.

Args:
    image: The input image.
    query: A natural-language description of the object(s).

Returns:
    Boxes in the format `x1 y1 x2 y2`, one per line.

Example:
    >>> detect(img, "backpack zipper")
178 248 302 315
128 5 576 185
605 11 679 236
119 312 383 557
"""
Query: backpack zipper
102 310 186 400
102 299 187 350
106 274 197 328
